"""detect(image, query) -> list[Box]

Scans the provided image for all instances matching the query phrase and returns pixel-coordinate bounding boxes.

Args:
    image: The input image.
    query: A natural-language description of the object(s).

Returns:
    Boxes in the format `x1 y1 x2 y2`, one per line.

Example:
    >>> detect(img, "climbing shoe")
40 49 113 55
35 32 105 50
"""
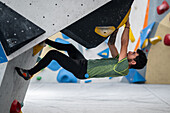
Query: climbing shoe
15 67 32 80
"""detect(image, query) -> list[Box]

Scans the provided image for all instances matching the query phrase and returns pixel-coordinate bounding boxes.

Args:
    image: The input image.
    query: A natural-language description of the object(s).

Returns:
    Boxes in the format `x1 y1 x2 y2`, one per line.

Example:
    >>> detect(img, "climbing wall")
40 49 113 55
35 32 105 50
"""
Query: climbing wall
30 0 148 84
136 0 170 84
0 0 112 112
146 13 170 84
0 0 111 60
0 48 39 113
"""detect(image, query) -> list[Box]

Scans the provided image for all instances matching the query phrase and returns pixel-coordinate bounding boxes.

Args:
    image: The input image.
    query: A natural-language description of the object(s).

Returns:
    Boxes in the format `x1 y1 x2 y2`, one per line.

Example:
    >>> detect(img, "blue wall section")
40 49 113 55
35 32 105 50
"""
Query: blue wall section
0 43 8 64
125 69 146 83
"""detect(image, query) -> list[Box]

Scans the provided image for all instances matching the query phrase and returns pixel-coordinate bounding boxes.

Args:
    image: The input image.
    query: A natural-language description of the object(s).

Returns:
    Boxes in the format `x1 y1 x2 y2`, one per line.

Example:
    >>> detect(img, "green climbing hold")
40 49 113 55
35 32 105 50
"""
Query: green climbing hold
36 76 42 80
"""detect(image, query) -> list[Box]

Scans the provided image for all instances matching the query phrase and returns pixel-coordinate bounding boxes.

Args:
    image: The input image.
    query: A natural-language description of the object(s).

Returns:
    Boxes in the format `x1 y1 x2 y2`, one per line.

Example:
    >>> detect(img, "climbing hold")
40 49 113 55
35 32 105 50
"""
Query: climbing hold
164 34 170 46
85 73 89 78
95 26 115 37
129 27 135 43
157 0 169 15
145 49 148 52
33 42 45 56
55 38 70 44
142 39 148 48
36 76 42 80
47 60 61 71
124 25 135 42
10 99 21 113
84 80 92 83
62 33 70 39
109 77 113 79
98 48 109 58
149 36 162 45
57 69 77 83
125 69 146 83
140 22 155 48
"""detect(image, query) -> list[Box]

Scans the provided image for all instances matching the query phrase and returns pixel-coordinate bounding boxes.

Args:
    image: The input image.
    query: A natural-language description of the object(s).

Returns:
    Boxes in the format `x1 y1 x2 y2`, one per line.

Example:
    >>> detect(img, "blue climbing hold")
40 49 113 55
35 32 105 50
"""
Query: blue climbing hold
47 60 61 71
62 33 70 39
98 48 109 58
140 22 155 48
85 73 89 78
55 38 70 44
57 68 77 83
109 77 113 79
85 80 92 83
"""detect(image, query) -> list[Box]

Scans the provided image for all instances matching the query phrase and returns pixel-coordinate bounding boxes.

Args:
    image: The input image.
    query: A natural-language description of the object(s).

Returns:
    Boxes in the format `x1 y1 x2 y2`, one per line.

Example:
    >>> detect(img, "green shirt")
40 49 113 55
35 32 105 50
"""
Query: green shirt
87 56 129 78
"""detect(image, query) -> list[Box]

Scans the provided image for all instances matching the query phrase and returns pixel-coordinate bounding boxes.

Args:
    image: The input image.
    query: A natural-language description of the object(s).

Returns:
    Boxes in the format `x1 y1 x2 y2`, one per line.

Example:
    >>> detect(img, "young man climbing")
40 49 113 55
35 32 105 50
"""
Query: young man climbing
15 19 147 80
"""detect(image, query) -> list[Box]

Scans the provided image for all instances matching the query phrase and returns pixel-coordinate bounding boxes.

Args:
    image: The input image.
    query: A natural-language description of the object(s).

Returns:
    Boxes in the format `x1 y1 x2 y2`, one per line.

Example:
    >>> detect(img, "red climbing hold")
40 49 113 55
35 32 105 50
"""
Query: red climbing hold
10 99 21 113
145 49 148 52
157 0 169 15
164 34 170 46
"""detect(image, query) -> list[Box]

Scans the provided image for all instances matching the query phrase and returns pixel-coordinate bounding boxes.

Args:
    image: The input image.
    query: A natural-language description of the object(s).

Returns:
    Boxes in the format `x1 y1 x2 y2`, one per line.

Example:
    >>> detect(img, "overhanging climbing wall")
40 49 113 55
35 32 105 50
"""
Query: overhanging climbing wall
1 0 111 60
0 0 112 112
0 2 45 56
61 0 134 48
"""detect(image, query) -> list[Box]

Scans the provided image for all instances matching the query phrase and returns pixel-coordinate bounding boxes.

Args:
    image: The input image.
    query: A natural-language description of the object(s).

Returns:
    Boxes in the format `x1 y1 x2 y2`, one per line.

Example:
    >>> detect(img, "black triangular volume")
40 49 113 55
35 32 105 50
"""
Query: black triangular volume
0 2 45 56
61 0 134 49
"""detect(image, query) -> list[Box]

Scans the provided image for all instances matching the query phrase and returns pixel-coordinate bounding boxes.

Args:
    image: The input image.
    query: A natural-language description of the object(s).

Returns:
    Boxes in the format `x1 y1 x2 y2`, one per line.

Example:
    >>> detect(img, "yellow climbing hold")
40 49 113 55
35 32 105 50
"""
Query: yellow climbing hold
142 38 149 48
124 25 135 42
117 8 131 28
129 27 135 42
102 53 107 56
149 36 162 45
95 26 116 37
33 42 46 56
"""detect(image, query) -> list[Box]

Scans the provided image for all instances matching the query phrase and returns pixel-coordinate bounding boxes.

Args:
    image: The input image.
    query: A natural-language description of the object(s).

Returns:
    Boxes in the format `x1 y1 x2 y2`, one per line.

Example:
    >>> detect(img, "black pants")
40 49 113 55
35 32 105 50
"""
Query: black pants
28 39 87 79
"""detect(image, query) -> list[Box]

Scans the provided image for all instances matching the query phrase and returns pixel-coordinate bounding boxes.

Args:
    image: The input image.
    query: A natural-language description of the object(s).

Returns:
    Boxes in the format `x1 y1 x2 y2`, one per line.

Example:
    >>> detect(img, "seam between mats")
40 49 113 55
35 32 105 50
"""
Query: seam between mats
143 85 170 107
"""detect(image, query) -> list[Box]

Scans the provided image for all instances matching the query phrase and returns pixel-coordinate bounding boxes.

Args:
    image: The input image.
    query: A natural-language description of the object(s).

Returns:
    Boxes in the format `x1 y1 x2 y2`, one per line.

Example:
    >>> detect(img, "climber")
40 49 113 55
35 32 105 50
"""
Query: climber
15 18 147 80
